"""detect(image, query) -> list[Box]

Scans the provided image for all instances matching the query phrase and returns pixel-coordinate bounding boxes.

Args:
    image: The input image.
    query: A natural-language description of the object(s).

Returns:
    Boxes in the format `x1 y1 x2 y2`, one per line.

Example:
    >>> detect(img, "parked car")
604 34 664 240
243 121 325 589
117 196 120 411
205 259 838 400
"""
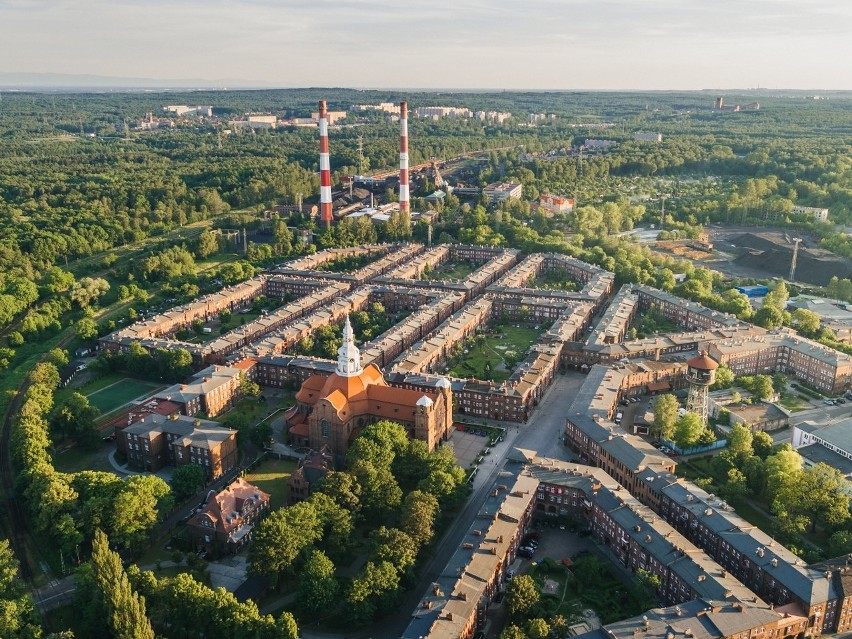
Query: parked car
518 546 535 558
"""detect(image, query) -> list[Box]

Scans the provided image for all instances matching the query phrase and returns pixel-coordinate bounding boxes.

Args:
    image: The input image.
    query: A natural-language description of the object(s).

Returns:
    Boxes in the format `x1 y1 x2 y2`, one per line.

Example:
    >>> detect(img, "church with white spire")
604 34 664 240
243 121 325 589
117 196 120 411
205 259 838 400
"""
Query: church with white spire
286 314 453 461
336 315 363 377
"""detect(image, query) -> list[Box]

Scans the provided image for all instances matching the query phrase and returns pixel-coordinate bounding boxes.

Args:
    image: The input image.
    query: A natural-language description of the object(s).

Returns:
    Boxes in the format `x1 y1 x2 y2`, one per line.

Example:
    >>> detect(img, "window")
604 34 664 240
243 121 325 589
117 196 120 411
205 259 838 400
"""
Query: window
321 419 329 438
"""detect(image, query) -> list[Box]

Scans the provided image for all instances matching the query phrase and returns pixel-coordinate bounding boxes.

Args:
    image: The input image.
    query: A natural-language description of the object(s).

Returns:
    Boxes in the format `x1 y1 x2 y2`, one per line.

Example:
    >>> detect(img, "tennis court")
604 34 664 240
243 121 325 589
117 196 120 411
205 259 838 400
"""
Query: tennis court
86 378 163 414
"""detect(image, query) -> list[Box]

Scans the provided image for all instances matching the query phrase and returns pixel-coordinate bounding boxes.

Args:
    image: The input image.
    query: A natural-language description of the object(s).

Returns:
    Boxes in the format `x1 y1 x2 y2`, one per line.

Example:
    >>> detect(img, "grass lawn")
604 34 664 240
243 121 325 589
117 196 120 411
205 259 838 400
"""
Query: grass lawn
53 442 116 474
196 255 239 273
565 554 649 624
220 396 268 427
531 276 580 292
448 325 540 383
137 541 181 568
529 560 576 617
77 371 128 394
86 377 163 414
779 392 810 411
244 458 298 510
222 311 261 329
429 262 478 281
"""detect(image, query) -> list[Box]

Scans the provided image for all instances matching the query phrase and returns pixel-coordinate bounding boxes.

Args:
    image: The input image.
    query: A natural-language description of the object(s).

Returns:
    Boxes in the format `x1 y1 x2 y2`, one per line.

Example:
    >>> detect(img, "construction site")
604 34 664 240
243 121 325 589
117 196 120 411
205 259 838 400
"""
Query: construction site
710 228 852 286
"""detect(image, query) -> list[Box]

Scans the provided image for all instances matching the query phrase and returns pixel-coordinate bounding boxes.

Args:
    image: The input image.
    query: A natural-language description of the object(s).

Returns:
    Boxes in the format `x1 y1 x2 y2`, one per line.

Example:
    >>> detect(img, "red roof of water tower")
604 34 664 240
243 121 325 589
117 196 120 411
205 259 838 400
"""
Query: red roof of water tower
686 350 719 371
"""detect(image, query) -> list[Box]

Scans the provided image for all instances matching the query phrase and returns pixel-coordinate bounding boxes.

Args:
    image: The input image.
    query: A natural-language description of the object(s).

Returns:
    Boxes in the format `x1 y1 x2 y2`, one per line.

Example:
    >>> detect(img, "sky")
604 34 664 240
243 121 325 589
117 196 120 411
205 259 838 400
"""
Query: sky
1 0 851 90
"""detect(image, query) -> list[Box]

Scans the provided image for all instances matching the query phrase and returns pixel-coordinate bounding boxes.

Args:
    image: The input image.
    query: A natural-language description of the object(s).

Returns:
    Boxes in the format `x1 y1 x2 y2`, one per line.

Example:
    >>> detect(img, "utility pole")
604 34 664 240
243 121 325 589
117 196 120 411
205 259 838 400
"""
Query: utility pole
789 238 802 281
357 135 365 175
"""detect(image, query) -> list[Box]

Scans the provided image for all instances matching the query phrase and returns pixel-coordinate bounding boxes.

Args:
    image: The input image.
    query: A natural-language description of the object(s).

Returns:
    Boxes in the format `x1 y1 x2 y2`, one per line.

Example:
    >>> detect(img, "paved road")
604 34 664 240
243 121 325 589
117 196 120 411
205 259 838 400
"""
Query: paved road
788 403 851 427
512 372 587 462
32 576 76 614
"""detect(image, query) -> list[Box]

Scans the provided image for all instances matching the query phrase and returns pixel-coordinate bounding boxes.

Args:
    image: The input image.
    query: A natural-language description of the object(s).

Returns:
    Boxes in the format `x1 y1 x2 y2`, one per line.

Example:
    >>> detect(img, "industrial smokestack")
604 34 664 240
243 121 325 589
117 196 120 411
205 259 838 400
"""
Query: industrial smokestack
318 100 333 228
399 101 410 215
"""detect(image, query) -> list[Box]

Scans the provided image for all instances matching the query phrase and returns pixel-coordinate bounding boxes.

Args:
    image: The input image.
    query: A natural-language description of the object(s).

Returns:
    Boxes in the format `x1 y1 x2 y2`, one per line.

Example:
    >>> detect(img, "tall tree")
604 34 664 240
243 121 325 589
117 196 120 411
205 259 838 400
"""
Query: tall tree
90 530 155 639
346 561 400 624
727 423 754 460
169 463 205 502
792 308 821 336
775 463 851 533
0 539 44 639
752 430 774 459
763 446 804 502
399 490 439 547
251 501 322 583
711 364 735 390
195 230 219 258
651 394 679 440
51 392 101 448
672 412 704 449
506 574 540 618
70 277 110 308
110 475 173 552
296 550 338 617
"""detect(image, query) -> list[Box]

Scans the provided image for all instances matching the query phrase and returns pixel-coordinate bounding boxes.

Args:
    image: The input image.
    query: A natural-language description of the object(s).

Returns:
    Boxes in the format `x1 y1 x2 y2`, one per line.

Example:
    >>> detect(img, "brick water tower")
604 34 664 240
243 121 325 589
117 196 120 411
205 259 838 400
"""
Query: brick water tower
685 351 719 424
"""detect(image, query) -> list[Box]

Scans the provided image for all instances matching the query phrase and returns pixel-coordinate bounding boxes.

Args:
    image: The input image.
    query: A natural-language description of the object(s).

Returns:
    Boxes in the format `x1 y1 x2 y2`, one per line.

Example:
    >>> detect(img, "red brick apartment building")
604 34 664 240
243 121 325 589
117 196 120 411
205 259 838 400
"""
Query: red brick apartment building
119 412 237 479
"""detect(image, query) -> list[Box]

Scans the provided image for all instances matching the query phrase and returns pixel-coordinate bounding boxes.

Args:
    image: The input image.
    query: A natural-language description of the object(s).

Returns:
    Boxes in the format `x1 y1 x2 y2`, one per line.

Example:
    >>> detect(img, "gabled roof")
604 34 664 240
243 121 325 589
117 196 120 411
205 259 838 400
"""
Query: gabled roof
187 477 270 534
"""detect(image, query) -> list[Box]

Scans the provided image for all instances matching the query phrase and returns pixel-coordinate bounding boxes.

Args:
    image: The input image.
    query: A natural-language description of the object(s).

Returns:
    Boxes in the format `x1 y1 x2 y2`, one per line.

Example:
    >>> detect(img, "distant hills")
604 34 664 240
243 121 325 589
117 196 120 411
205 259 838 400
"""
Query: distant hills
0 73 849 96
0 72 275 91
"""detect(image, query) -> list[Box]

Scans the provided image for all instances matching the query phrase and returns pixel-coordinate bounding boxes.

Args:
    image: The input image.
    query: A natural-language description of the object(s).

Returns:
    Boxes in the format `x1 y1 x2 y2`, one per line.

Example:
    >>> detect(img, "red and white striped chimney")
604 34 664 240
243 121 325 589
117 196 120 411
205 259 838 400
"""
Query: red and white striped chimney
318 100 333 227
399 101 410 215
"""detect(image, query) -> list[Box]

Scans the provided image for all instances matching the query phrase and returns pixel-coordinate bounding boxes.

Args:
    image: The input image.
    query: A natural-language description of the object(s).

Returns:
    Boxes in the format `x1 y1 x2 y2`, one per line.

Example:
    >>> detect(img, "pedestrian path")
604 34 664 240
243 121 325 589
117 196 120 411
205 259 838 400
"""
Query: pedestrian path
107 450 140 475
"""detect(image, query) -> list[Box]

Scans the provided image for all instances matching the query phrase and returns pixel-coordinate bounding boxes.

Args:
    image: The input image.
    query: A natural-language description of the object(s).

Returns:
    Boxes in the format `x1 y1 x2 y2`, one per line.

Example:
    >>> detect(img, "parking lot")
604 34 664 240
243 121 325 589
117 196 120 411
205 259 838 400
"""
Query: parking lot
615 395 656 431
523 520 596 565
483 521 598 638
447 426 503 470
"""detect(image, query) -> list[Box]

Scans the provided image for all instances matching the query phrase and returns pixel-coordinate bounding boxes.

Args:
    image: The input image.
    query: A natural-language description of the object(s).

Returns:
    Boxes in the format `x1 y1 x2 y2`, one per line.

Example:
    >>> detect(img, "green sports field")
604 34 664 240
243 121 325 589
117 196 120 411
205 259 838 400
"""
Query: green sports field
86 378 163 414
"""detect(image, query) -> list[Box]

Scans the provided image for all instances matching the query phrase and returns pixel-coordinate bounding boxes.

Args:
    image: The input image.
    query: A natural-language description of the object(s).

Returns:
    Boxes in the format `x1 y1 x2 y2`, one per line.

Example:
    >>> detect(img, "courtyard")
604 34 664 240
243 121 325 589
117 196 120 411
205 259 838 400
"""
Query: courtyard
447 324 540 383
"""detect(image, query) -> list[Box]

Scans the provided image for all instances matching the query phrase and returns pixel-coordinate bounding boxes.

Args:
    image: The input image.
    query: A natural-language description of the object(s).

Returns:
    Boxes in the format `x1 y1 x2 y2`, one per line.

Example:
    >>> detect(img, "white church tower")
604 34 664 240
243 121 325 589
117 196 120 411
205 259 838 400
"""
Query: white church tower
336 314 363 377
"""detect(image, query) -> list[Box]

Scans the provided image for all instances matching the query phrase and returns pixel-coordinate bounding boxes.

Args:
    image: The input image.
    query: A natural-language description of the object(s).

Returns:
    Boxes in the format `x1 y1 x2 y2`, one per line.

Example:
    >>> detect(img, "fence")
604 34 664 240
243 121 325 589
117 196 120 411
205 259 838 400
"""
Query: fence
660 437 727 456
